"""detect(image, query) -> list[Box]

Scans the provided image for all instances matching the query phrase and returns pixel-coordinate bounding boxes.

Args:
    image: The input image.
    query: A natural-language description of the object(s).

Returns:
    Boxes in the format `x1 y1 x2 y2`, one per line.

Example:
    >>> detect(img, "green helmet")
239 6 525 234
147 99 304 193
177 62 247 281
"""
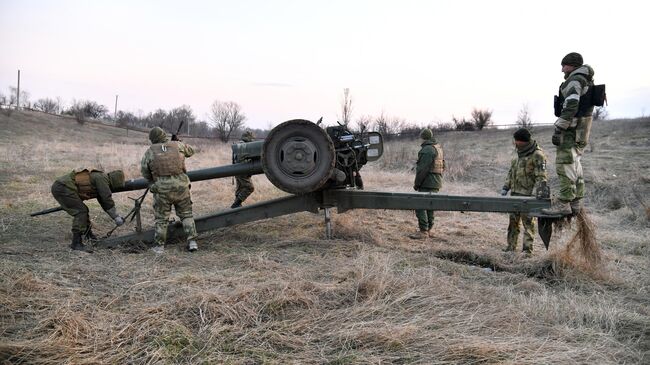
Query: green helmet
149 127 168 144
420 128 433 140
241 130 255 142
107 170 125 190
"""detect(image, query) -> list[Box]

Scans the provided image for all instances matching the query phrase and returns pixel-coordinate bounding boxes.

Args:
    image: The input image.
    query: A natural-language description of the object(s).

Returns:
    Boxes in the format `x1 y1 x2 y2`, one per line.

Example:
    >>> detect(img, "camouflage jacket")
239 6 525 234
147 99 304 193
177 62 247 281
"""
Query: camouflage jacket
140 141 195 193
555 64 595 130
55 169 118 217
504 141 548 196
414 140 443 190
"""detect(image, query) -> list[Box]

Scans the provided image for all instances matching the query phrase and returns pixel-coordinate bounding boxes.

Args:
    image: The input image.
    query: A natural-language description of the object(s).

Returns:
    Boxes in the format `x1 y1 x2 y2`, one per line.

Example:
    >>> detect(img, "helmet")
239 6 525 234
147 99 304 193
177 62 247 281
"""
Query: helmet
107 170 125 190
241 130 255 142
149 127 168 144
420 128 433 140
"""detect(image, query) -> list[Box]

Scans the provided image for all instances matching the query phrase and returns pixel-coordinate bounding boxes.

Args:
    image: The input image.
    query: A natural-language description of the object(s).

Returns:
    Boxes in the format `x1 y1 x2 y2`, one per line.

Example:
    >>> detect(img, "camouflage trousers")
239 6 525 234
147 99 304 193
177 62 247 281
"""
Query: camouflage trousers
556 116 590 203
153 188 197 246
415 187 439 231
51 181 90 234
556 147 585 202
507 212 535 253
235 175 254 202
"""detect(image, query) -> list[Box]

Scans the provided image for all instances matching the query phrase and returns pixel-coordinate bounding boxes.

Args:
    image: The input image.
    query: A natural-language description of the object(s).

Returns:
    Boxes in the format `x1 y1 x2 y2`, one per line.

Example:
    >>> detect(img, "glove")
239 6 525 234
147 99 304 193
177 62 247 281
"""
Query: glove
171 134 180 141
500 188 509 196
551 128 562 146
413 185 419 191
114 216 124 226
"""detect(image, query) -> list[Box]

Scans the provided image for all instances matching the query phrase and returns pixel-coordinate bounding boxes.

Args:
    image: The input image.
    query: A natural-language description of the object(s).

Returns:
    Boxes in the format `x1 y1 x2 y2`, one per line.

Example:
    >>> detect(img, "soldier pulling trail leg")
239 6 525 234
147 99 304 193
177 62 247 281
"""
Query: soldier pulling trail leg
51 168 125 252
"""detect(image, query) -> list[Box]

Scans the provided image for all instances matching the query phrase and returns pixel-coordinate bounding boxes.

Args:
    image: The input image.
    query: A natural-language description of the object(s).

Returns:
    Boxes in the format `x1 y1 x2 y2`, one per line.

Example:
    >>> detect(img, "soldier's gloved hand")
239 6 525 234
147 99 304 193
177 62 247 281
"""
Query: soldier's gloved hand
413 185 419 191
114 216 124 226
551 128 562 146
171 134 180 141
500 187 509 196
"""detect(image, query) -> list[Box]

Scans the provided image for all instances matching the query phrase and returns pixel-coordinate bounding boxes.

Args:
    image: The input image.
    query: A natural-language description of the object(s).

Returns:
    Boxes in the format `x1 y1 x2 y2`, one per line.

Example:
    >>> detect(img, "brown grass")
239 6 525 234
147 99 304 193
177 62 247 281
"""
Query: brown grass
0 111 649 364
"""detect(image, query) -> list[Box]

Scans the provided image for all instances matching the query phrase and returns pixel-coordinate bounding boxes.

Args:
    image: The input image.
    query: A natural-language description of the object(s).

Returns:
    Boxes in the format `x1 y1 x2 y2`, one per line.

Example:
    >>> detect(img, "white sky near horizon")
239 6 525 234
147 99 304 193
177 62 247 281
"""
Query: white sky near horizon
1 0 649 129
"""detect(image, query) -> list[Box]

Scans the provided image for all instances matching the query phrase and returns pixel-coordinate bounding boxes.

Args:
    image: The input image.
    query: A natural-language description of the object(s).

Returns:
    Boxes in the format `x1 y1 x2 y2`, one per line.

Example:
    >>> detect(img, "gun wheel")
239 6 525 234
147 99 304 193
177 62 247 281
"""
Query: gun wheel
262 119 335 194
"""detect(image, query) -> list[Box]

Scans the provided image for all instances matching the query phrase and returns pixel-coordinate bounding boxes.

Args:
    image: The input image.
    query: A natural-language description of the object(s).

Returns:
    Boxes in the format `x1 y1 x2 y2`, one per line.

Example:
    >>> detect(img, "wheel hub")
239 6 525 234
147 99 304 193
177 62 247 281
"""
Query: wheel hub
279 138 318 176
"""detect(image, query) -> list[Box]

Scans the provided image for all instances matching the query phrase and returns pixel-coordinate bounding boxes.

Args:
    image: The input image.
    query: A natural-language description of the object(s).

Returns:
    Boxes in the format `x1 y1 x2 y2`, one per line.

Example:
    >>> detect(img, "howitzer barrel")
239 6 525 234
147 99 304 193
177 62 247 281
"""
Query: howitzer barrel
112 160 264 192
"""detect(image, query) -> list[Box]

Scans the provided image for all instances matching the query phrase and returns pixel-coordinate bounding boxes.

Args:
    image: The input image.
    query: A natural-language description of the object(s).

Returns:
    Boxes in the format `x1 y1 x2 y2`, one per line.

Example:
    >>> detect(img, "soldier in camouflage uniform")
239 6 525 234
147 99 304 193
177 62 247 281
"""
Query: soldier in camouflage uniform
409 128 444 239
231 130 255 209
543 52 595 215
141 127 198 253
51 168 125 251
501 128 548 255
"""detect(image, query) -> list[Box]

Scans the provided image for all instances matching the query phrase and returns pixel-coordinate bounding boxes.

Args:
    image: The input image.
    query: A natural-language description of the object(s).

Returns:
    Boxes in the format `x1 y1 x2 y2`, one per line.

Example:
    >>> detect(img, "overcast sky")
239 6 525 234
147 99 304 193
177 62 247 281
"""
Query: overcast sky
1 0 648 128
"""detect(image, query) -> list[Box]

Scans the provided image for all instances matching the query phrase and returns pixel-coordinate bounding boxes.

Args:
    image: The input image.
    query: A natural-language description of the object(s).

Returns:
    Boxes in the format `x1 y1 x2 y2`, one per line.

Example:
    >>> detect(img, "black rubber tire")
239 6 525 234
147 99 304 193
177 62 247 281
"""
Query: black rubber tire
262 119 335 194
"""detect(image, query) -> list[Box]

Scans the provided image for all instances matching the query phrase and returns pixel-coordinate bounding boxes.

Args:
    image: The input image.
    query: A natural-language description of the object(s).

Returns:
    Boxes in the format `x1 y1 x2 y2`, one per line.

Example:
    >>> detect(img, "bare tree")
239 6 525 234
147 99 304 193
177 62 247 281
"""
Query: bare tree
34 98 60 114
210 100 247 142
593 106 609 121
339 88 353 126
374 113 404 140
516 103 534 129
355 114 373 133
470 108 493 130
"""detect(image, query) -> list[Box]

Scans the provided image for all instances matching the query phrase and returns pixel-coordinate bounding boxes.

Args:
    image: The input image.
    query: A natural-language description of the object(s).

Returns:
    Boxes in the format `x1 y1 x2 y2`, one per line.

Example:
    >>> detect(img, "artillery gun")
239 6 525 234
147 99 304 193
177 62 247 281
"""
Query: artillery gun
32 119 560 248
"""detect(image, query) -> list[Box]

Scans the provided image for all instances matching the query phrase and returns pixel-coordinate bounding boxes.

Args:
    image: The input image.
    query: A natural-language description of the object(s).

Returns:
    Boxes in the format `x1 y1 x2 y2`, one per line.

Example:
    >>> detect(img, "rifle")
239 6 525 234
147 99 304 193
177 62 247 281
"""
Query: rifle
171 120 185 141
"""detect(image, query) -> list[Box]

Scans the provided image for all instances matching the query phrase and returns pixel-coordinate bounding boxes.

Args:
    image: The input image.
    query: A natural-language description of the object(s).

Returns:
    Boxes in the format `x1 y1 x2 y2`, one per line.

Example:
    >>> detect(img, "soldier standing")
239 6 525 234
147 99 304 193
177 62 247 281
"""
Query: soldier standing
141 127 198 253
51 168 125 251
543 52 595 215
410 128 444 239
231 130 256 208
501 128 548 256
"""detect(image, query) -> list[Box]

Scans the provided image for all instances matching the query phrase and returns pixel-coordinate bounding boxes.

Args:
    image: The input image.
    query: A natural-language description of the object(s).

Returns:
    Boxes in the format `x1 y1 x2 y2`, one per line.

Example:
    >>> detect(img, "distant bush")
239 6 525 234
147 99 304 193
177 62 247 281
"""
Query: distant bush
452 116 475 131
33 98 60 114
470 108 493 130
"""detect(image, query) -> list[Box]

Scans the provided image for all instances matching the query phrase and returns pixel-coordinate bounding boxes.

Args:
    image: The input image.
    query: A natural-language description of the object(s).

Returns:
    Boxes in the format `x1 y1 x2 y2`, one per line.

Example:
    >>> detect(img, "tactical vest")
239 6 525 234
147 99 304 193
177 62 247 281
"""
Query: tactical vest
554 77 604 118
74 169 97 200
149 142 186 179
430 144 445 174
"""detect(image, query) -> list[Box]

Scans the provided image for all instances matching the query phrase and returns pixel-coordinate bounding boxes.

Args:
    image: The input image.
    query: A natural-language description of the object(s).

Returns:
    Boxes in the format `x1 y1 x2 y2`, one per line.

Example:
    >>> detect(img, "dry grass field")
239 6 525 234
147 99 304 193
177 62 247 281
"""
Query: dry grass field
1 110 648 364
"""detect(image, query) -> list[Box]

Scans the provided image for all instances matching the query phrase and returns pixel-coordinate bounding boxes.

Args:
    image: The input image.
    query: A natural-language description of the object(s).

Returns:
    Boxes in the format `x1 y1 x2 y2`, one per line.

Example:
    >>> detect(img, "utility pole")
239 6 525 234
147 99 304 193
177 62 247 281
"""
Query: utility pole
16 70 20 110
114 94 119 122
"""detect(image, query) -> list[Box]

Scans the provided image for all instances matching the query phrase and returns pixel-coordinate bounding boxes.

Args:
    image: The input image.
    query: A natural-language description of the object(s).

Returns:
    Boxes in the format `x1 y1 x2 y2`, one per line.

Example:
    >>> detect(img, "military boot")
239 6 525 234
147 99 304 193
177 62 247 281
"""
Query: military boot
70 232 93 252
408 230 428 240
541 200 572 216
188 240 198 252
570 199 583 215
231 197 243 209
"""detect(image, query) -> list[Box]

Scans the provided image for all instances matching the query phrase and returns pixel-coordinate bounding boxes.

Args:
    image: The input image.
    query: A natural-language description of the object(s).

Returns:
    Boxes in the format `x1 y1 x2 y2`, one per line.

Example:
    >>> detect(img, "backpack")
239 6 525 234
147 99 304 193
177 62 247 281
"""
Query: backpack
554 84 607 117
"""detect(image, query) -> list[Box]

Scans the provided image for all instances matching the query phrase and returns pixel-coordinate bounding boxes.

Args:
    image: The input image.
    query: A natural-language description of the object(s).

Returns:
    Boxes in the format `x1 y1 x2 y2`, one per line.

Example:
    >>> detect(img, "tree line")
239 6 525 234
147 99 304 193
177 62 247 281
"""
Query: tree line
1 86 609 142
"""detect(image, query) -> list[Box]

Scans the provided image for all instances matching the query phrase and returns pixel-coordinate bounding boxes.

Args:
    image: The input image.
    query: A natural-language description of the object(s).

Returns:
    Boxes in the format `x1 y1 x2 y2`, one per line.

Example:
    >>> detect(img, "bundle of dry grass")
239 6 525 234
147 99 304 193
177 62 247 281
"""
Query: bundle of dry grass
546 209 606 281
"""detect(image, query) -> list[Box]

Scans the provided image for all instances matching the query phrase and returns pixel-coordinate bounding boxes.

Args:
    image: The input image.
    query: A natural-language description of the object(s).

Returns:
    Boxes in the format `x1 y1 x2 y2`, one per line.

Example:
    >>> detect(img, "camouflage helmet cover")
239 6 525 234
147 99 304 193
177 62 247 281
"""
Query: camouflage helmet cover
107 170 125 190
241 130 255 142
420 128 433 140
149 127 168 144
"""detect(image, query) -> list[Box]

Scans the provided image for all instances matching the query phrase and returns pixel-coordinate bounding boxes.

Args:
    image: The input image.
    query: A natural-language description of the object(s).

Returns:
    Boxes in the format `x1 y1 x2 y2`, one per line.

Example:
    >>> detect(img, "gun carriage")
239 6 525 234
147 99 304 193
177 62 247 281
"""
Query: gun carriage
32 119 561 248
